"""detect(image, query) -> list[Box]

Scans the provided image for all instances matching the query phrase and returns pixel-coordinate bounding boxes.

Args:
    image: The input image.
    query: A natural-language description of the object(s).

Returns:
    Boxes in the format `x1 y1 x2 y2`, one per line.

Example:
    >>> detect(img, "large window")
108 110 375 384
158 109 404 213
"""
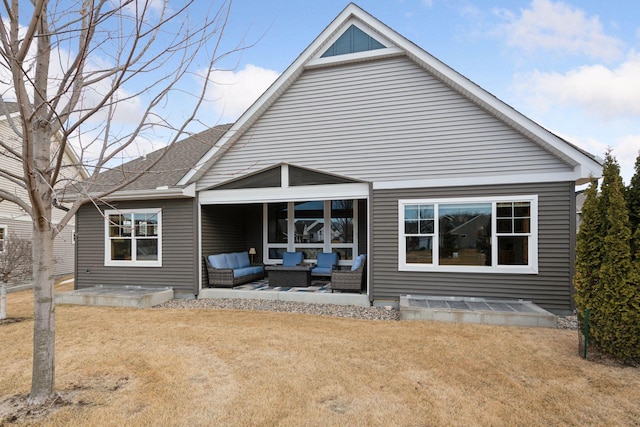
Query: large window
0 225 6 253
267 203 288 259
294 201 324 259
399 196 537 273
265 200 357 263
330 200 354 261
105 209 162 267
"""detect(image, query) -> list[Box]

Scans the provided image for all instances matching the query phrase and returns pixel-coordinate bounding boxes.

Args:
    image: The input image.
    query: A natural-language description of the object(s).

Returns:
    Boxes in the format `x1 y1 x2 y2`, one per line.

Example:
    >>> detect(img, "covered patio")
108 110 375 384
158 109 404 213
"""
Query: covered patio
199 164 370 298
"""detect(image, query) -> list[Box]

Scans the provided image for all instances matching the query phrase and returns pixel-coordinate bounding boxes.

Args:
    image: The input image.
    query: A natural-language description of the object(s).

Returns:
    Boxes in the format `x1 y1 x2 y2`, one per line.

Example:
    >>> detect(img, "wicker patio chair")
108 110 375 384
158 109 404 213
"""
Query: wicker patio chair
330 254 366 293
311 252 339 278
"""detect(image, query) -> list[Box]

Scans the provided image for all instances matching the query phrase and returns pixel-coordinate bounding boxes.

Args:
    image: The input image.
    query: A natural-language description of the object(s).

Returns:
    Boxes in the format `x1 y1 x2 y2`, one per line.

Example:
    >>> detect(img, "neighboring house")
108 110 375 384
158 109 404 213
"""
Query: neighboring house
74 4 602 313
0 102 86 278
576 191 586 232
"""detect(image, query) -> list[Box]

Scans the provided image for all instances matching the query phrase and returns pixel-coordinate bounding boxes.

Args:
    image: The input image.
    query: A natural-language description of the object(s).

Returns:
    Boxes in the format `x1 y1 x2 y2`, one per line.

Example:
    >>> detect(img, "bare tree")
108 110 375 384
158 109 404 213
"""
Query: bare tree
0 231 33 284
0 232 33 320
0 0 241 404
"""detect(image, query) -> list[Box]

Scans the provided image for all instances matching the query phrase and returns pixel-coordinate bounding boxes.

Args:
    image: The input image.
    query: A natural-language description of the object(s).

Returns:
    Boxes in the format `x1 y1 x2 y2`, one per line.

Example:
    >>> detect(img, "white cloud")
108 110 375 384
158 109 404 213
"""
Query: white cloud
613 134 640 184
114 0 166 19
495 0 624 61
570 135 608 160
204 64 279 123
565 133 638 183
515 51 640 118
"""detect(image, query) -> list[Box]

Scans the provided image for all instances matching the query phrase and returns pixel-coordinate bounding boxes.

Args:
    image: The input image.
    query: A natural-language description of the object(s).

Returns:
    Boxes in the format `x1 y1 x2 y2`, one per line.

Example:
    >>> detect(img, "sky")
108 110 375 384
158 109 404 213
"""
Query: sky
197 0 640 184
2 0 638 184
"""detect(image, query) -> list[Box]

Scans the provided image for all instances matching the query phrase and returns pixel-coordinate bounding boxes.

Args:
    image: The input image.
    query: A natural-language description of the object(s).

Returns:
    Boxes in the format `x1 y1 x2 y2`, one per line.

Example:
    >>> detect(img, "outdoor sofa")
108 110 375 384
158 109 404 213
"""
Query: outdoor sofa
205 251 264 288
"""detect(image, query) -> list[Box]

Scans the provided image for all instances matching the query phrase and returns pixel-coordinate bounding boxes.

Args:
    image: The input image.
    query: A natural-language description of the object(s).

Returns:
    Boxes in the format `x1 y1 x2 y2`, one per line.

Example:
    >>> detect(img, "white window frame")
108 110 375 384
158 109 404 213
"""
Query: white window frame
104 208 162 267
398 195 538 274
0 225 7 253
263 200 358 265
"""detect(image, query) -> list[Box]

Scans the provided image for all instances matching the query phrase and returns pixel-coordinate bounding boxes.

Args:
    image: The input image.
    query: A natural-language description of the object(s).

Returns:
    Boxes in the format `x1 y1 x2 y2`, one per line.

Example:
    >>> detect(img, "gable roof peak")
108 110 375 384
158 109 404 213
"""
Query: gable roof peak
183 3 601 186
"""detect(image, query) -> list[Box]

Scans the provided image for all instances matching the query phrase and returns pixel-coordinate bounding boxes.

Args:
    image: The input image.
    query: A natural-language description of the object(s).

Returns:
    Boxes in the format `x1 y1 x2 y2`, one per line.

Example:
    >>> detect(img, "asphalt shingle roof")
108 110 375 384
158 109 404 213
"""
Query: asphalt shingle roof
89 124 232 194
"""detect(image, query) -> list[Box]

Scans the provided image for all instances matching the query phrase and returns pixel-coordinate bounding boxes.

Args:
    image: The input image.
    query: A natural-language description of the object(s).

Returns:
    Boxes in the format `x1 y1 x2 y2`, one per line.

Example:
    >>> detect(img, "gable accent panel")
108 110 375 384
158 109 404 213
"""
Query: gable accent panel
196 57 572 190
321 24 385 57
371 181 575 313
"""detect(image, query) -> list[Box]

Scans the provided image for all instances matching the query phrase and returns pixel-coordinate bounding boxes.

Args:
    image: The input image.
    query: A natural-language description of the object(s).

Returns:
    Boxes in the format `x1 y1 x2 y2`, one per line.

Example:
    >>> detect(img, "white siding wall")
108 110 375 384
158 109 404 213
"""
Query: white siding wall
0 117 79 276
0 117 29 222
197 57 572 189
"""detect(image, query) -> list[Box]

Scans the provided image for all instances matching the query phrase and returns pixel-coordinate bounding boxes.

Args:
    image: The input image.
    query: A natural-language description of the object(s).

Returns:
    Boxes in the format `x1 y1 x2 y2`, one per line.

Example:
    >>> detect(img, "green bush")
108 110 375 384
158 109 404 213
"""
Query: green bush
575 153 640 362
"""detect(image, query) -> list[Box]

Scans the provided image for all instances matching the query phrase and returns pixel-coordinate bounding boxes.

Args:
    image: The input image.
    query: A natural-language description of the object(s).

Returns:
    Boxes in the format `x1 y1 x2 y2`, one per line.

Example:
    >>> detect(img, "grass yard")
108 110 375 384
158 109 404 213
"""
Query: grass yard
1 282 639 426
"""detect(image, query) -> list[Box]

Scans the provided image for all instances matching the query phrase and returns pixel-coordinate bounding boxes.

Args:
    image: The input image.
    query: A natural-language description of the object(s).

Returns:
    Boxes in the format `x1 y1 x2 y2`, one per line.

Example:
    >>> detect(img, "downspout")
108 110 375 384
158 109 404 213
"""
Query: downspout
196 191 202 298
368 181 373 304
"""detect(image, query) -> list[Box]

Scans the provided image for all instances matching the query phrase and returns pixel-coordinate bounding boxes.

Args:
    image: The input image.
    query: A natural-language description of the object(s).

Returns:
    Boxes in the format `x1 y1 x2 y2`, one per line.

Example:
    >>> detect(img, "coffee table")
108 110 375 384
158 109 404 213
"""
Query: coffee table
265 265 313 287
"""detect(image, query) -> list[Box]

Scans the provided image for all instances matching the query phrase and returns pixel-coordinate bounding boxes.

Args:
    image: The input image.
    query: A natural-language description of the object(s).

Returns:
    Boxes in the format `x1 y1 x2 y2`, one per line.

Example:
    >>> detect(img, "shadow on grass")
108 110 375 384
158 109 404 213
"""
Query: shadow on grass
0 317 30 326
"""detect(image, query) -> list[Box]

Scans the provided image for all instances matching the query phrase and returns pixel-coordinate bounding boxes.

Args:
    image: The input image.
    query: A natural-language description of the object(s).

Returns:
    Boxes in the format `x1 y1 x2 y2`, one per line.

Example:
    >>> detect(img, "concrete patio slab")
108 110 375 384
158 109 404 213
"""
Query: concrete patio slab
399 295 556 328
55 285 174 308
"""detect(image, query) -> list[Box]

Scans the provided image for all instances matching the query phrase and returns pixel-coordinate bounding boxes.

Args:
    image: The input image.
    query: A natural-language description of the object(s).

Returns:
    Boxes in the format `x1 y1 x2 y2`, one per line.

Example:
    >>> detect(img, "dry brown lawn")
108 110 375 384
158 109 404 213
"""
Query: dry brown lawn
1 282 639 427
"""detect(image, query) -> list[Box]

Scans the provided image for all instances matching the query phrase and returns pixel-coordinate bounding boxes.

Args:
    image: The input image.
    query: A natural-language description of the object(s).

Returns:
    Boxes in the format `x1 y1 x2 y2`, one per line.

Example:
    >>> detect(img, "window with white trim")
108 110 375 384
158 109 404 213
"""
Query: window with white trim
105 209 162 267
399 196 538 273
264 200 357 264
0 225 7 253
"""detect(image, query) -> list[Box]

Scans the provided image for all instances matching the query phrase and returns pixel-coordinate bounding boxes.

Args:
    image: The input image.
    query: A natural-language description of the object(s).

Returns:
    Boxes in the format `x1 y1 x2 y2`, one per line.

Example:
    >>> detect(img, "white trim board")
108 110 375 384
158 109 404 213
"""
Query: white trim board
199 183 369 205
373 171 582 190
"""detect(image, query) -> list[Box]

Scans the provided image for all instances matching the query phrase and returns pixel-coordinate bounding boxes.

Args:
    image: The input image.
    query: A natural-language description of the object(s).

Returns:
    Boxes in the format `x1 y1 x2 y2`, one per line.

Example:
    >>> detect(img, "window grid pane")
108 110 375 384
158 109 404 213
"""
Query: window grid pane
404 204 434 265
136 239 159 260
495 202 530 266
111 239 131 260
331 200 353 243
294 201 324 244
405 220 418 234
109 214 132 238
268 203 288 244
405 206 418 220
406 236 433 264
496 219 512 233
498 236 529 265
107 210 160 263
405 204 434 236
134 213 158 237
496 202 530 235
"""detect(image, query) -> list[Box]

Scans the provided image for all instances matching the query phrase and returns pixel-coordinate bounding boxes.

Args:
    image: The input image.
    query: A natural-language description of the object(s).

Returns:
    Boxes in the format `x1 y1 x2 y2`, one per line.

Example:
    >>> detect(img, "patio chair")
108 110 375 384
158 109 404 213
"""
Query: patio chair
330 254 366 293
311 252 339 278
282 251 304 266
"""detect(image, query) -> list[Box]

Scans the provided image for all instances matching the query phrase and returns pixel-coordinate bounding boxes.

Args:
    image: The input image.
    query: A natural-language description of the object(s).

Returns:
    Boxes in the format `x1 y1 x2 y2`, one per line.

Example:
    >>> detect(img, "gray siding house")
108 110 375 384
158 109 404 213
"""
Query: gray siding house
74 4 602 313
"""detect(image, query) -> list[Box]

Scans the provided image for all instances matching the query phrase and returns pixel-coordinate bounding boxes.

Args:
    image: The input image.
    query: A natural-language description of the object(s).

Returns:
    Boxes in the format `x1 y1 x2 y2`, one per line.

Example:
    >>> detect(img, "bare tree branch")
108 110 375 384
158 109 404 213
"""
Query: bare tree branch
0 188 32 214
0 0 252 404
